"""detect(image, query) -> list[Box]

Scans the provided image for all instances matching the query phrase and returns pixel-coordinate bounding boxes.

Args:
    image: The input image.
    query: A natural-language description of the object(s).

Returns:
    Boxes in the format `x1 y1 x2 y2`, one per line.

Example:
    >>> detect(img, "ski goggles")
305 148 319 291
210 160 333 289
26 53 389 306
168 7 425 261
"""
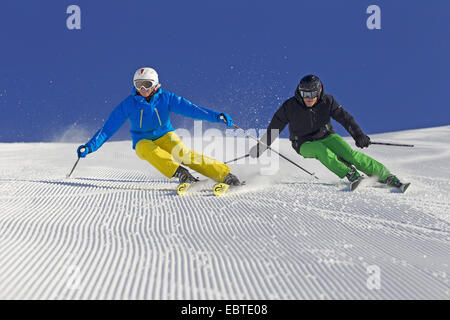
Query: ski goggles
134 80 155 90
299 90 320 99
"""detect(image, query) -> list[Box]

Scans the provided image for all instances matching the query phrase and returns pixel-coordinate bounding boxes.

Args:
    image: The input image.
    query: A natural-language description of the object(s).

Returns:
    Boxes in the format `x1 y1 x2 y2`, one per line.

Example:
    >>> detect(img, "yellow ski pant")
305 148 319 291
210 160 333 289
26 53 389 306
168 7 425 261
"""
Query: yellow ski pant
135 131 231 182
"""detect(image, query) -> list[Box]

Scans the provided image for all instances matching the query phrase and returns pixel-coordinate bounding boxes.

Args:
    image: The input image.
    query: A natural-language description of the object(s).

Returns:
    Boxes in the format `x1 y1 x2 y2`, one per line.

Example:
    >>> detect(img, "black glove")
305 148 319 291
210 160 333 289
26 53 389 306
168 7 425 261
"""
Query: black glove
354 134 371 148
249 143 267 158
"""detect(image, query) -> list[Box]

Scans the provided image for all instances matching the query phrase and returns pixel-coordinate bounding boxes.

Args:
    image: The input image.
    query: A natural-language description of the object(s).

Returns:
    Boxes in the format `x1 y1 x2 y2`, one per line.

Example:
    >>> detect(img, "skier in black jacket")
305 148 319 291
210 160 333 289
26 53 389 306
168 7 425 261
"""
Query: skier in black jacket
249 74 406 190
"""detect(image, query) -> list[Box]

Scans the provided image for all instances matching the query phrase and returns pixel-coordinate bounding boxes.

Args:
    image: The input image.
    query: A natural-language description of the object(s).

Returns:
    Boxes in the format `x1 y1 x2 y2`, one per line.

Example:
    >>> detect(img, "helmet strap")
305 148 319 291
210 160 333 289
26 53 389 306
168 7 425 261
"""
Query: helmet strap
150 83 161 95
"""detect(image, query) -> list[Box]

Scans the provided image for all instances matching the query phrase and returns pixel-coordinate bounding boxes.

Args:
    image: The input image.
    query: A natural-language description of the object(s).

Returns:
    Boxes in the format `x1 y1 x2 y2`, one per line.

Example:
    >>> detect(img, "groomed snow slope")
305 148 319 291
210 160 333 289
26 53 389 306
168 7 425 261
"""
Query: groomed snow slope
0 126 449 299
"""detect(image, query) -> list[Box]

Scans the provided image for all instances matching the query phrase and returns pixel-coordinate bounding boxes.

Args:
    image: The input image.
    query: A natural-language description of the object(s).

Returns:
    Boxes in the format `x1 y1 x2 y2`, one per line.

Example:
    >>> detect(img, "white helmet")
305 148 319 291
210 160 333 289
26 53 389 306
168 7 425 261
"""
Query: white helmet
133 67 159 89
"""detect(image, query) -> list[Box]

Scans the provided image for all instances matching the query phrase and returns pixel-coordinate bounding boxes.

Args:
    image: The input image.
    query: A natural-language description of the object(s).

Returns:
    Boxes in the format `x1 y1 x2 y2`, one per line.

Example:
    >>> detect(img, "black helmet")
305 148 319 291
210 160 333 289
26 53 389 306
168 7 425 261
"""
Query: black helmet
298 74 322 93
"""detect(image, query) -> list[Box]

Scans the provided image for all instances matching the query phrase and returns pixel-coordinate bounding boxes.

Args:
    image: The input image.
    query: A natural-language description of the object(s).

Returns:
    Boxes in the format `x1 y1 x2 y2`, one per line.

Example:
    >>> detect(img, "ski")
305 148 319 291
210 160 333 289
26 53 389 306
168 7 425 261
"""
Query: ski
177 182 192 195
349 177 364 191
177 179 211 195
213 183 230 196
399 182 411 193
213 181 245 196
349 178 411 193
177 181 202 195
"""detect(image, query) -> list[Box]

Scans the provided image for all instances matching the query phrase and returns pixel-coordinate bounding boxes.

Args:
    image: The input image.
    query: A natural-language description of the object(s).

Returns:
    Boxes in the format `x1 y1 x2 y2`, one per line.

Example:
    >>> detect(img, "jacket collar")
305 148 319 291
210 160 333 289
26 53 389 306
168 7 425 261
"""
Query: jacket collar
132 87 162 104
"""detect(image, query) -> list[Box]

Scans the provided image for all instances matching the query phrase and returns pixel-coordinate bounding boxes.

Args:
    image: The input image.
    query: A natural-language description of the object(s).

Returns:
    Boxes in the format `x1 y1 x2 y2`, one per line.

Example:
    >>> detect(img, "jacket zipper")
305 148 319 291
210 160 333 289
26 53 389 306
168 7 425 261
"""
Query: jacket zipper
140 109 143 128
309 109 314 129
155 108 162 126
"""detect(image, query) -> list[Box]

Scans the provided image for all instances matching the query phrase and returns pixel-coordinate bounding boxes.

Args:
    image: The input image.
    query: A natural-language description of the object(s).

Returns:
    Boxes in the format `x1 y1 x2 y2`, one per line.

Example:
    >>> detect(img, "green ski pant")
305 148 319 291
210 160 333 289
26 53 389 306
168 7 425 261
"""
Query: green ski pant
299 134 390 180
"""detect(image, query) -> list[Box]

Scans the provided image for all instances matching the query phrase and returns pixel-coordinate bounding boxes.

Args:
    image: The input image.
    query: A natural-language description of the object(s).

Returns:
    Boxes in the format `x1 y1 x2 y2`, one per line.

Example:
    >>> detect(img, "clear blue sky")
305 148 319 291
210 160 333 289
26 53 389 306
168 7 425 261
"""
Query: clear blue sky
0 0 449 142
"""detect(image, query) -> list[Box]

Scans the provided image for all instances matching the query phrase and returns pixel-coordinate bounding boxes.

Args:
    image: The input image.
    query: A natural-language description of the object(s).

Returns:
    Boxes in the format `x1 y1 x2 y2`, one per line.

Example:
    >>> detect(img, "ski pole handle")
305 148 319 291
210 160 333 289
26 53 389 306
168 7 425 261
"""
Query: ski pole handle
370 141 414 147
77 145 89 157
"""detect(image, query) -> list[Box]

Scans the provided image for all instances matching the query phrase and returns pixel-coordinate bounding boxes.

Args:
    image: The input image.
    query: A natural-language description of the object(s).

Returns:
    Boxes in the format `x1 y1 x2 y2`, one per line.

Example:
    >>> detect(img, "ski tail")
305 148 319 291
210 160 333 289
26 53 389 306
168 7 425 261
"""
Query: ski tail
350 176 364 191
177 182 192 195
213 183 230 196
213 181 245 196
400 182 411 193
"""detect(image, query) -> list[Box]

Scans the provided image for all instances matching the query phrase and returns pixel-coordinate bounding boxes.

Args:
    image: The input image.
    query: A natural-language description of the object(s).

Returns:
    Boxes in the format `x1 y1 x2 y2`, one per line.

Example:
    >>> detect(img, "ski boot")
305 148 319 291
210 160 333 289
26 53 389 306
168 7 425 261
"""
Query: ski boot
223 173 242 186
346 167 363 191
173 166 199 184
213 173 243 196
383 174 410 193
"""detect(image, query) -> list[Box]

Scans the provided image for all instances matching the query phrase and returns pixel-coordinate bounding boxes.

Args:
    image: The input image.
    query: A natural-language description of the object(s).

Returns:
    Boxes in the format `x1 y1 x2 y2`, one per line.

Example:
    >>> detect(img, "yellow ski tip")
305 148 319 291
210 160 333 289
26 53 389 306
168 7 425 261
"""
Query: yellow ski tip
177 182 191 195
213 183 230 196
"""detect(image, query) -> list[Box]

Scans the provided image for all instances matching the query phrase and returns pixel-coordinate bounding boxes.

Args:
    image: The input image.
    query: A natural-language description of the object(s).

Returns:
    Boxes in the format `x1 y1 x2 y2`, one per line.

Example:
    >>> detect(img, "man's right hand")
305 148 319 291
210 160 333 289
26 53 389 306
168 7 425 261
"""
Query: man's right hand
77 145 91 158
218 113 233 127
354 134 371 148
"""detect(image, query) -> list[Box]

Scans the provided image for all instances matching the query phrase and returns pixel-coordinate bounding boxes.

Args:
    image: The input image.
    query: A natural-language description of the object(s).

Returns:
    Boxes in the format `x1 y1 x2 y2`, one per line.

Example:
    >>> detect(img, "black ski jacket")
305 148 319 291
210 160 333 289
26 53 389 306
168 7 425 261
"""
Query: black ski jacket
263 89 365 152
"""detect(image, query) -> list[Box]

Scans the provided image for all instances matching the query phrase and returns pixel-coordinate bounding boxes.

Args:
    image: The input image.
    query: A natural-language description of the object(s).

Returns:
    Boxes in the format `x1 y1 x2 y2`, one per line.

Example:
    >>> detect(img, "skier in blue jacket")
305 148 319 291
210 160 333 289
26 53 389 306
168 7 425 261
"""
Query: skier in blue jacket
77 67 241 186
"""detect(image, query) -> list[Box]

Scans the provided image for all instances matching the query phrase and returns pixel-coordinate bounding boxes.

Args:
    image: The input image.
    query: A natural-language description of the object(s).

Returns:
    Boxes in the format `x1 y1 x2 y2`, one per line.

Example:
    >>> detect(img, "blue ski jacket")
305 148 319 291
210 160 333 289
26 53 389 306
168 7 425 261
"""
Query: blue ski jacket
85 87 224 151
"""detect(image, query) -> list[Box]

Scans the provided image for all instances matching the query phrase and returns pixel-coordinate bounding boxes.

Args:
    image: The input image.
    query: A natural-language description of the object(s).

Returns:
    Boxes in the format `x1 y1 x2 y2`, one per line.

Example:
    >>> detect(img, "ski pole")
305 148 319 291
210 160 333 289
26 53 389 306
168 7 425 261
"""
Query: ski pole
232 124 319 179
370 142 414 147
66 156 81 178
224 154 249 164
67 146 87 178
